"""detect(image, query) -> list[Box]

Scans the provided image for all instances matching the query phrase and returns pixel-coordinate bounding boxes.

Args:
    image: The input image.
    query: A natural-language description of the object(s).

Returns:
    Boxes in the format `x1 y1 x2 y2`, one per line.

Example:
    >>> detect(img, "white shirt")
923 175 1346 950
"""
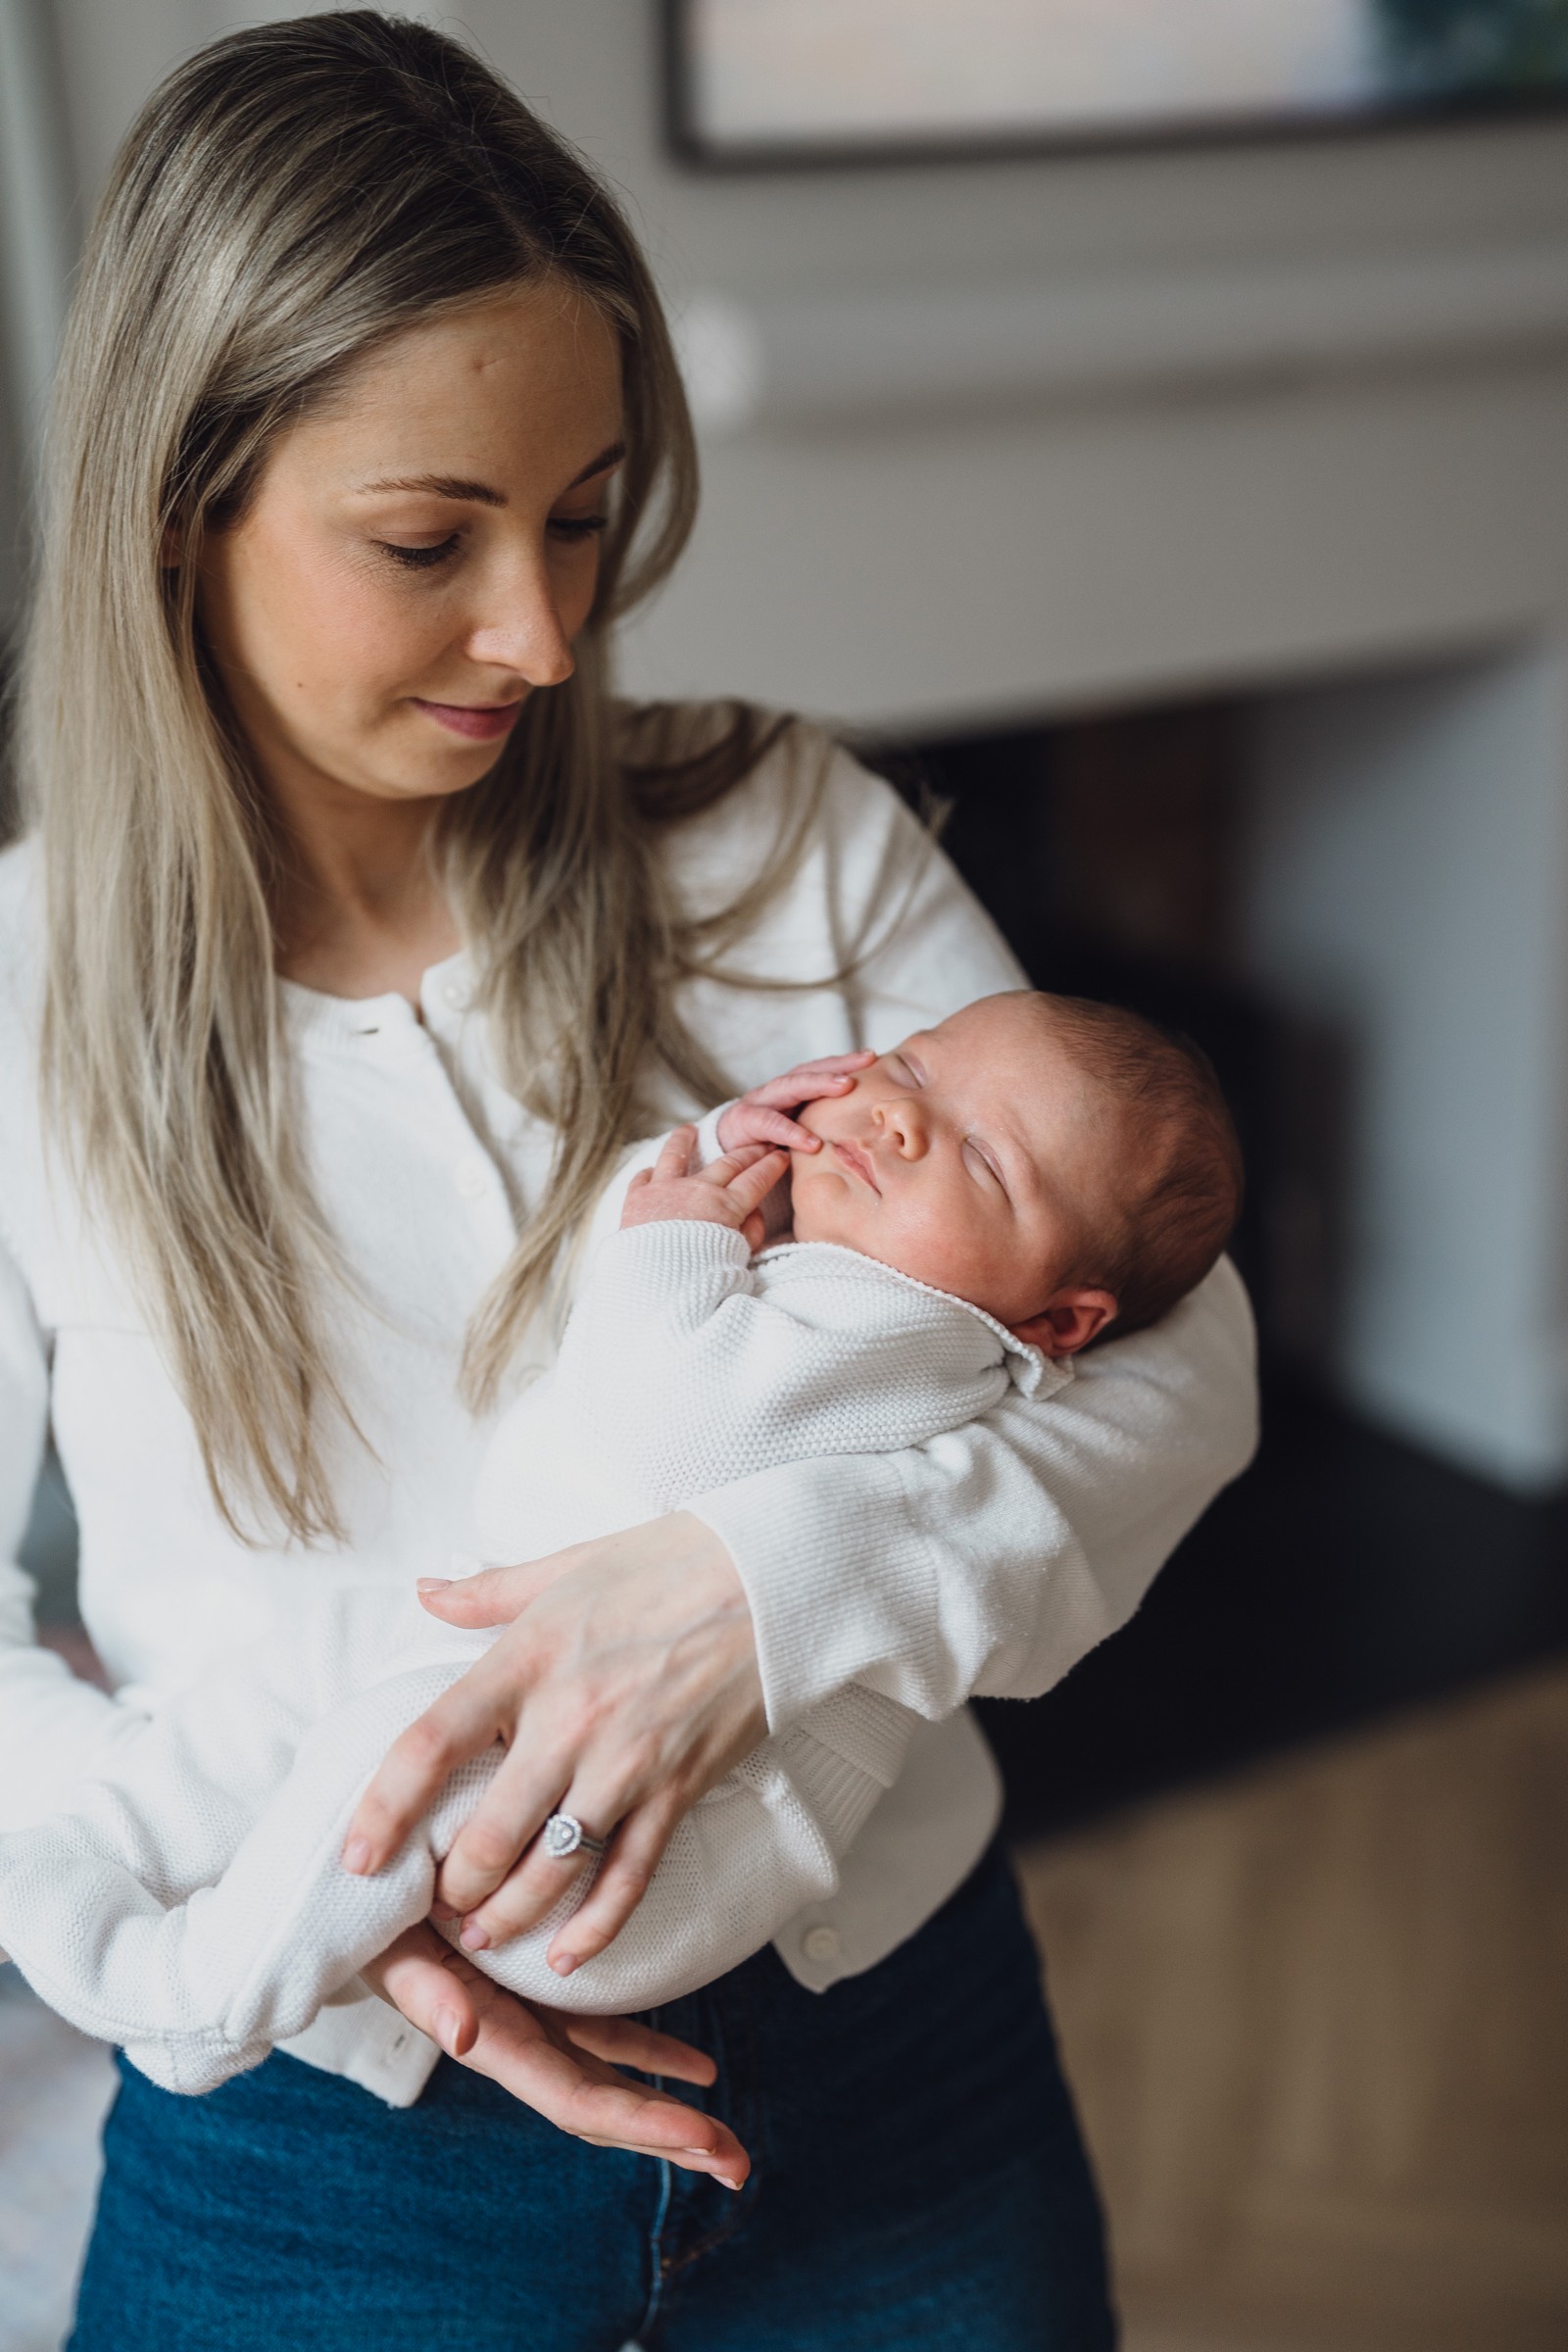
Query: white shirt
0 717 1258 2105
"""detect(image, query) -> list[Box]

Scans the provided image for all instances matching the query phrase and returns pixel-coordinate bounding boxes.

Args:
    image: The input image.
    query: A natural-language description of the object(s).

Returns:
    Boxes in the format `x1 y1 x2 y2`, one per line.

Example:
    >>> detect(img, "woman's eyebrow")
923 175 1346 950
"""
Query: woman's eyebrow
566 439 626 488
350 444 625 507
352 472 507 506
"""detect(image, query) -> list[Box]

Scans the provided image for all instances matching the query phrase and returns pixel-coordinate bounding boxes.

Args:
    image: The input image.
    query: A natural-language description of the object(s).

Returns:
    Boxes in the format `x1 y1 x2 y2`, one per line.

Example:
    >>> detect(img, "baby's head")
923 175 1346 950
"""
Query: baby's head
788 991 1242 1356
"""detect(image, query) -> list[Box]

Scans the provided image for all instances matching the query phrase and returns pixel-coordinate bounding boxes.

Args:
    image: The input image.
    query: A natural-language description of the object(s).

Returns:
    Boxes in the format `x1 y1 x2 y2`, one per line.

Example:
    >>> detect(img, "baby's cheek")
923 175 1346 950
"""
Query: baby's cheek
788 1158 855 1248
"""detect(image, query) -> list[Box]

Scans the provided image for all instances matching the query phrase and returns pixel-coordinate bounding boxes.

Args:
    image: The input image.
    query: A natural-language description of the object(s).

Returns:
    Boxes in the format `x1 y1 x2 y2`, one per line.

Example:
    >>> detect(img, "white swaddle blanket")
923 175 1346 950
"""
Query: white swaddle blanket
0 1205 1063 2094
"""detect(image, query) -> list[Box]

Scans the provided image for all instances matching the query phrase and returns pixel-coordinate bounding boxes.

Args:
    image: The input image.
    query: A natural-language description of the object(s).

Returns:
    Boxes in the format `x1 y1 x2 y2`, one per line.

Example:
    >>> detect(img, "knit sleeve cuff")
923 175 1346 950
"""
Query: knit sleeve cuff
693 1102 736 1165
686 1452 944 1732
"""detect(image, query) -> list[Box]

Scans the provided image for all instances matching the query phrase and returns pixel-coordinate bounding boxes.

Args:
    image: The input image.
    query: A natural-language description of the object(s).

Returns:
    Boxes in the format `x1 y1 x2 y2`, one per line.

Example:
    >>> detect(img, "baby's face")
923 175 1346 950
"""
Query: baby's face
788 995 1119 1348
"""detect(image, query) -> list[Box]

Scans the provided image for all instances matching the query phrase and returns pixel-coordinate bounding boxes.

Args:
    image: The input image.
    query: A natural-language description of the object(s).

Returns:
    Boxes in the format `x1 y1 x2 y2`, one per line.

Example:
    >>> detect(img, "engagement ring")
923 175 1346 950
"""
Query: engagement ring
541 1812 607 1860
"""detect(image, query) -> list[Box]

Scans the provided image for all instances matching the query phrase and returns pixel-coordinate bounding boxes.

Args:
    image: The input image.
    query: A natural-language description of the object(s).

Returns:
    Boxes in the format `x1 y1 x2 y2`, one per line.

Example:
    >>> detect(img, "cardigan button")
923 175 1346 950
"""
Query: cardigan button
801 1925 841 1965
453 1157 490 1200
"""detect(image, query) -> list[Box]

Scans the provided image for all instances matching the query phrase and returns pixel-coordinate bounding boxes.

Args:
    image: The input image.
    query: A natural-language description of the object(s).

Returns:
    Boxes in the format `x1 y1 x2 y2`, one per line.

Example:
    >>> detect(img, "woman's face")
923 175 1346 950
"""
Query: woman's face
197 282 625 812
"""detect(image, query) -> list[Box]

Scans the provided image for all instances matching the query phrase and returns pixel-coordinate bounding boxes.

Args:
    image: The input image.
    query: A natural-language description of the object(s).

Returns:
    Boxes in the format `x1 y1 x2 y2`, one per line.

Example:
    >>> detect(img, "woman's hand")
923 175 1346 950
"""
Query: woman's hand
360 1922 749 2188
342 1512 767 1977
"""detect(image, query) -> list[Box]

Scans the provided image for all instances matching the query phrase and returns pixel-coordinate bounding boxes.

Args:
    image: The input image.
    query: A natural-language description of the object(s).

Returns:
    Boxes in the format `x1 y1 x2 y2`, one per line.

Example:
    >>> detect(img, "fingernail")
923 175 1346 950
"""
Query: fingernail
460 1920 489 1951
434 2007 462 2057
416 1577 451 1595
341 1837 370 1875
550 1952 579 1976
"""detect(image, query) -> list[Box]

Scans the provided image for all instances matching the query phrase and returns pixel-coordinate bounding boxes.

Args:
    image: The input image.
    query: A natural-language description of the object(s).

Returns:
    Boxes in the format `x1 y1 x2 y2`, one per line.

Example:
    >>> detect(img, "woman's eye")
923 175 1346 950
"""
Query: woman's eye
377 535 460 571
549 512 609 544
889 1053 922 1085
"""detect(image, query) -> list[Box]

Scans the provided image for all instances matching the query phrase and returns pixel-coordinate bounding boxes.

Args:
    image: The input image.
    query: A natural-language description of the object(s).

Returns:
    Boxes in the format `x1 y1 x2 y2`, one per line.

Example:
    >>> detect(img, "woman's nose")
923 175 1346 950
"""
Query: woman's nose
465 560 576 687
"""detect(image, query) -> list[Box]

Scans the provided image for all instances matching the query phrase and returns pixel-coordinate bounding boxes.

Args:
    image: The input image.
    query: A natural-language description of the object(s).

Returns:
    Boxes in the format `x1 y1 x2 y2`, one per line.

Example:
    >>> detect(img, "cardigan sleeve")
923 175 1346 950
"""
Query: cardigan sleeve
681 739 1261 1729
0 1223 151 1836
690 1257 1256 1726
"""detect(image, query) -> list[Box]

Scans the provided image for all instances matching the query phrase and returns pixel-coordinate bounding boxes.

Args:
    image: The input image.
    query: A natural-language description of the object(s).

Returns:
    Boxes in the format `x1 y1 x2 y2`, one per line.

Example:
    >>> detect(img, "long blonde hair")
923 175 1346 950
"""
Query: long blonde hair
19 12 813 1544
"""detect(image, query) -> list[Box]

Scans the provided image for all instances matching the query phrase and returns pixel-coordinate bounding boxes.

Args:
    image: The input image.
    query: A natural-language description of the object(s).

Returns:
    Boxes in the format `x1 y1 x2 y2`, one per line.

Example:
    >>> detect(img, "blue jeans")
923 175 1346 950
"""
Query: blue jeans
70 1845 1115 2349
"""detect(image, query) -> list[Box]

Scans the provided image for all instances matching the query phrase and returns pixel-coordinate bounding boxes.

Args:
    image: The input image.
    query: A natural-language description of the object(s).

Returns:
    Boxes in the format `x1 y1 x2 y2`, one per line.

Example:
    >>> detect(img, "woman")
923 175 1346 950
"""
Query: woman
0 14 1256 2346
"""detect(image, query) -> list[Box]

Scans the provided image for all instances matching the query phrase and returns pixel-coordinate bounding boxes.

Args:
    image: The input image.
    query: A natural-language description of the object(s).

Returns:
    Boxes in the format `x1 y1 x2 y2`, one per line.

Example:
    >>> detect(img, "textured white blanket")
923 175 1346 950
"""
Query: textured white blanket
0 1217 1065 2092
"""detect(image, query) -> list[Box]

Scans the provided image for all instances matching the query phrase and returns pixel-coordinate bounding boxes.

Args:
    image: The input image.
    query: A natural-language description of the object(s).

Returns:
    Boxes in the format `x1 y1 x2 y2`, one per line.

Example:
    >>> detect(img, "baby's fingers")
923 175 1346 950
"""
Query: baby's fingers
783 1051 876 1098
731 1105 824 1153
652 1125 698 1183
721 1150 789 1220
760 1051 875 1097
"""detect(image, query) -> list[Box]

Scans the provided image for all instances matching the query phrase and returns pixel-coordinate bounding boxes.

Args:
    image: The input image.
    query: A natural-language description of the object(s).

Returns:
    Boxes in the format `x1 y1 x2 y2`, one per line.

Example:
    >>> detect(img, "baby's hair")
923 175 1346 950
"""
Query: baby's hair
1034 993 1244 1337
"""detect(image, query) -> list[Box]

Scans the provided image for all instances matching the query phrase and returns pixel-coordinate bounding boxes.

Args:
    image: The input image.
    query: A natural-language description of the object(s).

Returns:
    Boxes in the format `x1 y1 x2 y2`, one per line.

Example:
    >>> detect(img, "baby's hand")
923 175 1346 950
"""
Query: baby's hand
620 1126 789 1252
715 1051 875 1157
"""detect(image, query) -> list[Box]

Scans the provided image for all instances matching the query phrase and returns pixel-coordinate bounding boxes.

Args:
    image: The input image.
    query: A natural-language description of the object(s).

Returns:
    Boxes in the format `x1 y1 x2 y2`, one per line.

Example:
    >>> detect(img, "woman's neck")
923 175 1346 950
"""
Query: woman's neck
269 765 463 1005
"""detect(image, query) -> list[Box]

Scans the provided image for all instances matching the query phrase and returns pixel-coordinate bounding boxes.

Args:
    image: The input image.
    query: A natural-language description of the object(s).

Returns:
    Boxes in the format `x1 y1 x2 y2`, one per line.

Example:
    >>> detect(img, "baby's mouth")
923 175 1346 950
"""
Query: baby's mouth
832 1140 880 1195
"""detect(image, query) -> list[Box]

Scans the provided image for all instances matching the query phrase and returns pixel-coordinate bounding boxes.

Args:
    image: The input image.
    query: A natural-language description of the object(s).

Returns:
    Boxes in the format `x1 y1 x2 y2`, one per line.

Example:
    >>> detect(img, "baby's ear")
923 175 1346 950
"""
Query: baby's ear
1010 1289 1117 1358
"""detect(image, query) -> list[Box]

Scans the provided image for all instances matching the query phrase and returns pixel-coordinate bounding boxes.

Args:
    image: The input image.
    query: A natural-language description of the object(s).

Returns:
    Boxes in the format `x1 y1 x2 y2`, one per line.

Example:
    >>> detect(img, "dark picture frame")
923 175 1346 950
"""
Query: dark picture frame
662 0 1568 174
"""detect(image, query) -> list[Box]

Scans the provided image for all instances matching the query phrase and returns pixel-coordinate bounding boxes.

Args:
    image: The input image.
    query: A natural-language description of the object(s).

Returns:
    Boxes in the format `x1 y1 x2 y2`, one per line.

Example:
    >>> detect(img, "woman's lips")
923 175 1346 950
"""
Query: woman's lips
833 1140 880 1194
412 697 525 742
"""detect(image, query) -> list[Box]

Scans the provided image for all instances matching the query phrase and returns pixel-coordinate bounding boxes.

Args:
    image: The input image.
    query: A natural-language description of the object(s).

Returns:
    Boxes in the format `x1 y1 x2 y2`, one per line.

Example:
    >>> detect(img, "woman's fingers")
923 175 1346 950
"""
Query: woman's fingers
341 1661 514 1876
435 1731 580 1924
462 1980 747 2185
448 1751 632 1946
562 2010 716 2088
370 1932 748 2185
418 1546 592 1629
360 1920 478 2058
545 1799 678 1978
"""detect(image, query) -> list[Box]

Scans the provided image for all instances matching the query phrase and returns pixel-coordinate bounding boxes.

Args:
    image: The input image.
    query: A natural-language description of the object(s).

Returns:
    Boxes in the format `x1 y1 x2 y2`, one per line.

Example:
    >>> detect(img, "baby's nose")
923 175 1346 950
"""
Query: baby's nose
876 1098 927 1156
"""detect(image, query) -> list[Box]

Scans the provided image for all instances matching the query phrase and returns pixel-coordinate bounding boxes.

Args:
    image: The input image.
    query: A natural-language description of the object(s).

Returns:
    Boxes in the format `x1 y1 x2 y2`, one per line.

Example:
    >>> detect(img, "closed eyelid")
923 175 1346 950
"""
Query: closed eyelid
964 1134 1008 1191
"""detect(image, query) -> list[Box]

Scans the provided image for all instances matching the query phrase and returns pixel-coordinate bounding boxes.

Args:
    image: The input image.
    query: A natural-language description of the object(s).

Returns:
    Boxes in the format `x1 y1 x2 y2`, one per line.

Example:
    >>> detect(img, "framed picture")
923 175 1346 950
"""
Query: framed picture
664 0 1568 171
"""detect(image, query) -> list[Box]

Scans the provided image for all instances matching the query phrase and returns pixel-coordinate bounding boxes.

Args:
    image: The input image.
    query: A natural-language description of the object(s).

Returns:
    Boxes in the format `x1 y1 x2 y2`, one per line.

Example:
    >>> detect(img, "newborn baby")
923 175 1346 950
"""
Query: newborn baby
0 991 1241 2092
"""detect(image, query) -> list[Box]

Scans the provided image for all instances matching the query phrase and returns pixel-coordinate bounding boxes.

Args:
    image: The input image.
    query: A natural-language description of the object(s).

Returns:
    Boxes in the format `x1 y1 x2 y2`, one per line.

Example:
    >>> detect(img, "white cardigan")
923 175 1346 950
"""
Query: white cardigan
0 1220 1078 2090
0 717 1258 2106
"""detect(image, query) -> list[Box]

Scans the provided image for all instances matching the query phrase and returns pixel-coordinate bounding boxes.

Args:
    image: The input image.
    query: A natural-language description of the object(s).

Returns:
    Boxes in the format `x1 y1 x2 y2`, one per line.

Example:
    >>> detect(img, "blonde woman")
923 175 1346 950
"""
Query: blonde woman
1 14 1255 2347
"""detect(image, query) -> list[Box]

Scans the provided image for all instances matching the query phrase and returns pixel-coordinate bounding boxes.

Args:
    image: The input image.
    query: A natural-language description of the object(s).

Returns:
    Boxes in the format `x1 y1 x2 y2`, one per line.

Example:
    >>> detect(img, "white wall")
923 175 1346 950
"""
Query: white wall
1245 653 1568 1492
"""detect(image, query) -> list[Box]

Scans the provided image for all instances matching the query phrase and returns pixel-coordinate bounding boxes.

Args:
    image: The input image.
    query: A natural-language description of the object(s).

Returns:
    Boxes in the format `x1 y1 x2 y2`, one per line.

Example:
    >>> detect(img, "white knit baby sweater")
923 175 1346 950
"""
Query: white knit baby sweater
0 1213 1066 2092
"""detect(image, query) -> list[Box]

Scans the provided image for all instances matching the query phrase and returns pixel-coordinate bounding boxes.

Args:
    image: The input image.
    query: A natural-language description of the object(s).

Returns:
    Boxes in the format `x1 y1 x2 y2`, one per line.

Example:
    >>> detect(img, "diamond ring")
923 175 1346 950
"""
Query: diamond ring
541 1812 607 1861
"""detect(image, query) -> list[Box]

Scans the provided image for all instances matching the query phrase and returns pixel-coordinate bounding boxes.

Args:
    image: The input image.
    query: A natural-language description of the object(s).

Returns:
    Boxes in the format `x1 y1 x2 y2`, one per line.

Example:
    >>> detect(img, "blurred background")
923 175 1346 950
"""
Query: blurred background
4 5 1568 2347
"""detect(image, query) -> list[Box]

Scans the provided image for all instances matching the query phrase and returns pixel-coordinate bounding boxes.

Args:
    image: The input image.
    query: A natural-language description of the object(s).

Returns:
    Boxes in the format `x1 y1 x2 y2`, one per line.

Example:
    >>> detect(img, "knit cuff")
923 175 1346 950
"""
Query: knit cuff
688 1452 943 1732
692 1102 735 1165
778 1727 887 1857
